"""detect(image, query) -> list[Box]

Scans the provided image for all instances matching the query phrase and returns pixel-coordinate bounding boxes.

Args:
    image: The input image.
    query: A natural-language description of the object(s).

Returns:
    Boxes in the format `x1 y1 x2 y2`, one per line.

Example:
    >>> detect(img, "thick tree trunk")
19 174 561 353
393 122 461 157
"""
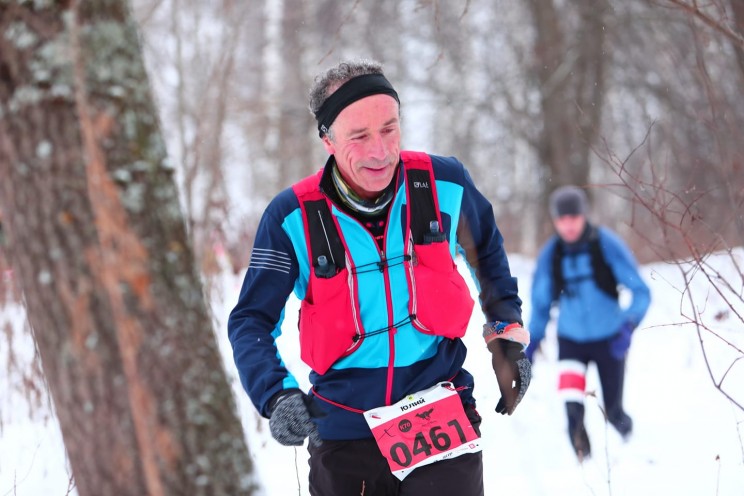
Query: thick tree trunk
0 2 254 495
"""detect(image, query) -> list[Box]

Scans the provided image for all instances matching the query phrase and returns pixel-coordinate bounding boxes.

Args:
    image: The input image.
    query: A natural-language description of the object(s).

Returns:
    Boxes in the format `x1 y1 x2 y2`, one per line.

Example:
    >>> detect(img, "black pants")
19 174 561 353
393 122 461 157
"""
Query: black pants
308 408 484 496
558 336 632 439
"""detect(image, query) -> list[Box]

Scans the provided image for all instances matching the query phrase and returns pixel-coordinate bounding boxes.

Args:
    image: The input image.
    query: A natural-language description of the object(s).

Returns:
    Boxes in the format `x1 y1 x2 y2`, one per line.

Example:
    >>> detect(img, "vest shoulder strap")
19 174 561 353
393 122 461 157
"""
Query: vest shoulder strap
550 228 619 301
292 169 324 200
292 152 444 274
588 229 619 300
292 169 346 272
401 151 443 245
550 236 564 301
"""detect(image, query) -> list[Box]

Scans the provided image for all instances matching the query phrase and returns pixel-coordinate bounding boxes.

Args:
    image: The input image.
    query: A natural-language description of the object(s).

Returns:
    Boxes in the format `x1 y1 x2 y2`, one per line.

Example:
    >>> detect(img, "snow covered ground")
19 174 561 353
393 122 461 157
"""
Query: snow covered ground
1 250 743 495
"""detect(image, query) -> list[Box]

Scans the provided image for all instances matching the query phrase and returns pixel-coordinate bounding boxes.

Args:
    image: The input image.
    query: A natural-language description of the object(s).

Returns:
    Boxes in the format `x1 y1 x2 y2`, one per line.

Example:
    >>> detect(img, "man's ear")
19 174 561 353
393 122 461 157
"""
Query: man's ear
321 135 335 155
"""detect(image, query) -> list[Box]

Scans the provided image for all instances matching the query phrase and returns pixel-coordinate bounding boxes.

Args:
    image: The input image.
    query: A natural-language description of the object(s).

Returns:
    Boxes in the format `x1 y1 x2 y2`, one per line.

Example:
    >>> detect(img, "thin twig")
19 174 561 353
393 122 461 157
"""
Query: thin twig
294 447 301 496
683 269 744 412
661 0 744 49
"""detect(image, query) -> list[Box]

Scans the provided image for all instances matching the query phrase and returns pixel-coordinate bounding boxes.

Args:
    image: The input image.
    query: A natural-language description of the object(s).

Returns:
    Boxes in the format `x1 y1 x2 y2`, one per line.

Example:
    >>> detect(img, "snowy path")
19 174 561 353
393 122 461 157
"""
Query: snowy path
2 252 743 495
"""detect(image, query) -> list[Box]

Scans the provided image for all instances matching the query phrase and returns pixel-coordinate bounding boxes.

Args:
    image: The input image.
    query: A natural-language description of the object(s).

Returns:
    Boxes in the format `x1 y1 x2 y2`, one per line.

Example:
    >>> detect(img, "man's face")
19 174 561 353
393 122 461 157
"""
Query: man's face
321 94 401 200
553 215 586 243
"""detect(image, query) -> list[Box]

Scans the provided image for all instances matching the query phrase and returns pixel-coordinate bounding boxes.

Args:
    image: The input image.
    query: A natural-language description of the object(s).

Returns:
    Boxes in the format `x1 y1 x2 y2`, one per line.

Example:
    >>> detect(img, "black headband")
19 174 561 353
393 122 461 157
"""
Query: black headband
314 73 400 137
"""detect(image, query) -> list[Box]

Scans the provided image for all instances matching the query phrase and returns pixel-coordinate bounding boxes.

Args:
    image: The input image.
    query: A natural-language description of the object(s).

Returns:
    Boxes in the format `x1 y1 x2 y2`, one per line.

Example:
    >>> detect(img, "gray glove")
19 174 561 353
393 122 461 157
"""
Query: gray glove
268 389 323 446
488 339 532 415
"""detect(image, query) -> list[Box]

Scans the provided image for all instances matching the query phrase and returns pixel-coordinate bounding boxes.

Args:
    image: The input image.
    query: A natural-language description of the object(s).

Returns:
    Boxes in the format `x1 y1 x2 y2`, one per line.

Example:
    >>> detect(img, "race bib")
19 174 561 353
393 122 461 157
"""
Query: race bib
363 382 481 480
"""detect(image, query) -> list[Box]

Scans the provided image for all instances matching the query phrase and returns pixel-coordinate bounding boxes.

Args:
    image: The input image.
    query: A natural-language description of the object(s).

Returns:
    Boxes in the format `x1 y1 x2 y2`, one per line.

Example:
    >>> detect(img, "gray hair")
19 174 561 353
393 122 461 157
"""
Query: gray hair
308 59 386 117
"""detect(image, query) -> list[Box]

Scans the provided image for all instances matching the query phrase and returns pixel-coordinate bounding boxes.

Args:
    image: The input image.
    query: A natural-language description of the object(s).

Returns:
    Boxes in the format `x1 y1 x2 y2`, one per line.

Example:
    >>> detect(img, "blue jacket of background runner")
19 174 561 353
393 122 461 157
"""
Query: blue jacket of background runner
529 226 651 345
228 152 522 440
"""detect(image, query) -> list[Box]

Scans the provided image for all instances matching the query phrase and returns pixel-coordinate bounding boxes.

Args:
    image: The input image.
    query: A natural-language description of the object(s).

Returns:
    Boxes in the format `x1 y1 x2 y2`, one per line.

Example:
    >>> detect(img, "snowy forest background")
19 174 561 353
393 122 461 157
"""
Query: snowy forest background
0 0 743 494
130 0 744 268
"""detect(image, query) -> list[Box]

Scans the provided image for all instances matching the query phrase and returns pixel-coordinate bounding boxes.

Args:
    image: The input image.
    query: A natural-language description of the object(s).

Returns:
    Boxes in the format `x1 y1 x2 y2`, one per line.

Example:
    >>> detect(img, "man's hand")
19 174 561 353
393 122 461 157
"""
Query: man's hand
488 339 532 415
268 389 323 446
610 322 634 360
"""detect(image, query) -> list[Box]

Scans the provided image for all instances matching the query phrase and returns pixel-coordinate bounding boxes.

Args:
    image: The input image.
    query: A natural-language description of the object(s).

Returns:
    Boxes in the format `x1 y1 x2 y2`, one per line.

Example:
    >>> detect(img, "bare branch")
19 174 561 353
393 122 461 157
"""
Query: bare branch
317 0 362 65
684 274 744 411
658 0 744 49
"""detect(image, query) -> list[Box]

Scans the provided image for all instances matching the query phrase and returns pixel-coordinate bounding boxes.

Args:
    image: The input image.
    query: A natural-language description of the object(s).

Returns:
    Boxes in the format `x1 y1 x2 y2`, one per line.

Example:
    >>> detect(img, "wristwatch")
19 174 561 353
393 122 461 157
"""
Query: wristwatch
482 321 521 343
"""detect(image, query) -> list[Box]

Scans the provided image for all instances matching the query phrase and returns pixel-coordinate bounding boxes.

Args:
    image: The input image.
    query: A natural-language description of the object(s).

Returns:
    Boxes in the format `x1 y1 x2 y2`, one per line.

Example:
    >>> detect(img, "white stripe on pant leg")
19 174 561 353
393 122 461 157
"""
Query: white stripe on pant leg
558 359 587 403
559 389 586 402
559 359 587 376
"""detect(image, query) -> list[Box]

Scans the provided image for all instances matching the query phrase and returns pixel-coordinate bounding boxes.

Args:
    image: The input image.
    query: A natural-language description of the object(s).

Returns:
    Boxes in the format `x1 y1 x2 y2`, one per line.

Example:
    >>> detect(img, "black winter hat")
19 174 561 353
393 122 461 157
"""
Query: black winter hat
549 186 588 218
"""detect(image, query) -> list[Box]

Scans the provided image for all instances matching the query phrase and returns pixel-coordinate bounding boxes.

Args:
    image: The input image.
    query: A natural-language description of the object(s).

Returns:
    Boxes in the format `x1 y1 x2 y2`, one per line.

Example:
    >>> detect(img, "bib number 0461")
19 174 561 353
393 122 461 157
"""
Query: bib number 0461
389 419 467 467
364 381 481 481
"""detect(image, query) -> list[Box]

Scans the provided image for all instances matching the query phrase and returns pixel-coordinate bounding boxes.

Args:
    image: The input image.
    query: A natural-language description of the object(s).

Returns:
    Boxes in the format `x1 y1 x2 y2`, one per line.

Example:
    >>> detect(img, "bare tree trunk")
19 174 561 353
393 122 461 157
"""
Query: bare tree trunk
0 2 255 495
276 0 315 185
428 1 478 170
526 0 610 236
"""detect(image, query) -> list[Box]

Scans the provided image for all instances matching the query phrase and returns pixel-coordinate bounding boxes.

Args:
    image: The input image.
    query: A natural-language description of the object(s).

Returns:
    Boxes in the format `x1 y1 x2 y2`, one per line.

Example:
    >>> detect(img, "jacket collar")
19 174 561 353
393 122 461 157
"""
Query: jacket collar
319 155 404 206
559 222 596 252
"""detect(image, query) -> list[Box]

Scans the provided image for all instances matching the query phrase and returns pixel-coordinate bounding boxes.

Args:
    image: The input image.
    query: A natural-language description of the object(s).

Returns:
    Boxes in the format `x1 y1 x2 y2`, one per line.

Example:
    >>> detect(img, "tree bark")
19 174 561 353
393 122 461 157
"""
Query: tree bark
277 0 315 185
526 0 610 237
730 0 744 81
0 2 254 495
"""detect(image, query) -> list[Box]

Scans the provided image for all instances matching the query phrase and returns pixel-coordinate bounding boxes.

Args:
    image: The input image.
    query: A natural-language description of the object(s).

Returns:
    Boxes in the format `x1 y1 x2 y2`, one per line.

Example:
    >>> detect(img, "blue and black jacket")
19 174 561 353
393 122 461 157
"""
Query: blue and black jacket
228 152 522 440
529 225 651 345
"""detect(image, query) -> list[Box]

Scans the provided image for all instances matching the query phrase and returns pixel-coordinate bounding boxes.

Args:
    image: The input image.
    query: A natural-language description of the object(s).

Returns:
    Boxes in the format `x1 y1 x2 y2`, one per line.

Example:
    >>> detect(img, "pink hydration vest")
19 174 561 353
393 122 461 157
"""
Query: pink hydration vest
292 151 475 374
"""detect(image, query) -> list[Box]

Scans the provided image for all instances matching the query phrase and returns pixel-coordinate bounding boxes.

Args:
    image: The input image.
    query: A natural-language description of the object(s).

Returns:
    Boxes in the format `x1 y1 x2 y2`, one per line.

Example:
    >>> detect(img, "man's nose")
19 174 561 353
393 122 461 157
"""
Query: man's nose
367 133 387 160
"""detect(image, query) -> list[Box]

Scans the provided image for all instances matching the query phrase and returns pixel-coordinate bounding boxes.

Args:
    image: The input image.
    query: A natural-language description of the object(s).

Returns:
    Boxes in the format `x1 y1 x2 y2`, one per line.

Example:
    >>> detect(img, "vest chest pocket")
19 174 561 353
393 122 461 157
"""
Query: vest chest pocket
299 266 363 375
407 240 475 339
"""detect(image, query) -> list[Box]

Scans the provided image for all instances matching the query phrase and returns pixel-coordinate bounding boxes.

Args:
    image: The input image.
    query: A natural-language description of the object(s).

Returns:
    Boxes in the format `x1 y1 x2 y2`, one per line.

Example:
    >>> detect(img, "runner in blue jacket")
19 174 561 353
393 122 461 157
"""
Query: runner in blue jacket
228 59 531 496
527 186 651 460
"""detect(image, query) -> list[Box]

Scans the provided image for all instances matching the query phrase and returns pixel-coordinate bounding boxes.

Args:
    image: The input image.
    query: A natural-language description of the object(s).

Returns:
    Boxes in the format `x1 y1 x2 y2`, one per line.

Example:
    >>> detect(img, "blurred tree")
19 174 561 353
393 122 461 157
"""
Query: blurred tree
597 0 744 261
732 0 744 77
134 0 251 278
0 1 255 494
524 0 611 237
598 0 744 411
127 0 742 262
276 0 315 185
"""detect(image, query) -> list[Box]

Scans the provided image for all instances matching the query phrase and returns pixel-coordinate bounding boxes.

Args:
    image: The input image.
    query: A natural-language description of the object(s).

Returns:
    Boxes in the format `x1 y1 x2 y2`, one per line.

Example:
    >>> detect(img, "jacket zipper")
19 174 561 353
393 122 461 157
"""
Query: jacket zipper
326 198 398 406
380 246 397 406
376 193 398 405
